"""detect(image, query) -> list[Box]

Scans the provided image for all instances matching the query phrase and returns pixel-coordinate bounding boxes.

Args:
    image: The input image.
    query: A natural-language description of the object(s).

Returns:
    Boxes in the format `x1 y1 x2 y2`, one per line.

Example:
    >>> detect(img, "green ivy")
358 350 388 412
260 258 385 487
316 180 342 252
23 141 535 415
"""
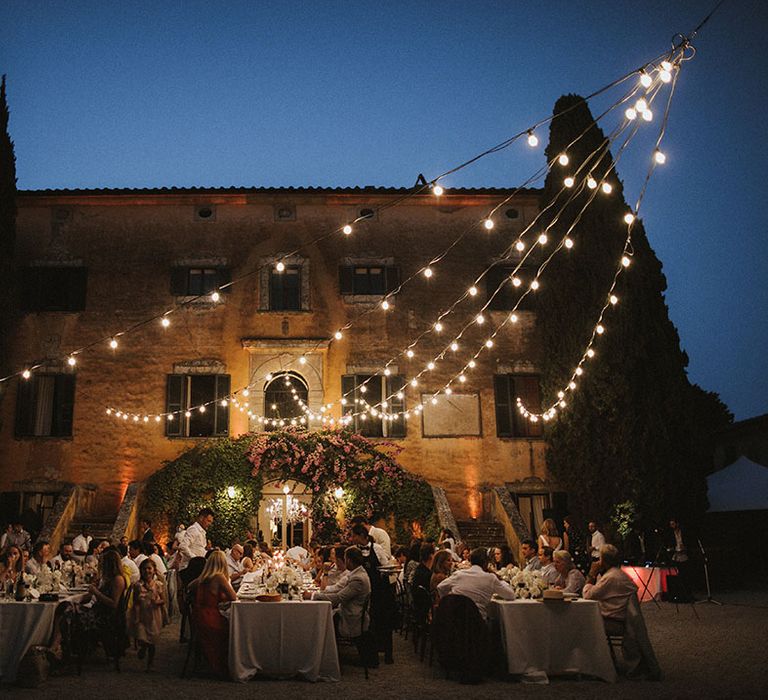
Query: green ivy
143 428 439 547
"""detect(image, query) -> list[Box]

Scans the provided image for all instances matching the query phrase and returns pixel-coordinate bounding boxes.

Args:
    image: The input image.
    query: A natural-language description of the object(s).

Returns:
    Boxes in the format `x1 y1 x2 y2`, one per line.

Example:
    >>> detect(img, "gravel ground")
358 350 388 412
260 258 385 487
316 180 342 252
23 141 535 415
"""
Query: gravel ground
4 590 767 699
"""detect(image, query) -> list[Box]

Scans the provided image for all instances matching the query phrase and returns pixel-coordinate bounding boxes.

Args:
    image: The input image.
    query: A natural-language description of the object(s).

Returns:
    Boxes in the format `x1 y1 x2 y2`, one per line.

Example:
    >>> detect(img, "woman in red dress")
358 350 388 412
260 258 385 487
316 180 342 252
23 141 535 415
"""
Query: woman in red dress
187 550 237 677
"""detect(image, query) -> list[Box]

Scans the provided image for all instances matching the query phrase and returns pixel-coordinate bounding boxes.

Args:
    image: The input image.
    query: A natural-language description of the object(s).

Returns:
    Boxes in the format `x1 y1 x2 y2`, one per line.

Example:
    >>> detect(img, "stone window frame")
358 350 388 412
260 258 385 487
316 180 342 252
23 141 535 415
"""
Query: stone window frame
340 256 398 305
259 254 311 312
165 359 230 439
171 257 230 307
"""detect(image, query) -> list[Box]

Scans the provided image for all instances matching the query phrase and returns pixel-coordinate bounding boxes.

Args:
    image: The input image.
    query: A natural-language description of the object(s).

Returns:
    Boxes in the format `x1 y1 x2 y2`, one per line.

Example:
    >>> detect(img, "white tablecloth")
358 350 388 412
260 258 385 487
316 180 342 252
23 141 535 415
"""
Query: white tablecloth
228 600 340 682
492 599 616 683
0 601 57 683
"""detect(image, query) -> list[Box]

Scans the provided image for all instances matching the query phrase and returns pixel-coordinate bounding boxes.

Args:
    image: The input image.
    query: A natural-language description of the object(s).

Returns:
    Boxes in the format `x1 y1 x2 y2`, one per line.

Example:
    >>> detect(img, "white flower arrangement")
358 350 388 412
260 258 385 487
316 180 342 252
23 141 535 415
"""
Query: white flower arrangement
497 566 549 599
264 561 304 595
21 568 63 594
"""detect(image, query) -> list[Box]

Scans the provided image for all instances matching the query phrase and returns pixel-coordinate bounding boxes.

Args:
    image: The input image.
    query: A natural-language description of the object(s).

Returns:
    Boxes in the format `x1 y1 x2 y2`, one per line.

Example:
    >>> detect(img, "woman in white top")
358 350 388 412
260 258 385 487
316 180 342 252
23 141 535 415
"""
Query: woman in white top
538 518 563 552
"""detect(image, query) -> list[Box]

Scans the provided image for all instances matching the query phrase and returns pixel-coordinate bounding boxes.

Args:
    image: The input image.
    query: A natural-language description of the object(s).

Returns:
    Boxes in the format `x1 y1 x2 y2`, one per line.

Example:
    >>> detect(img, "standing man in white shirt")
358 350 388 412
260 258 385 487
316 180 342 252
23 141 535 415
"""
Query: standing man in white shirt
179 507 214 570
588 521 607 561
351 515 391 558
72 525 92 561
437 548 516 620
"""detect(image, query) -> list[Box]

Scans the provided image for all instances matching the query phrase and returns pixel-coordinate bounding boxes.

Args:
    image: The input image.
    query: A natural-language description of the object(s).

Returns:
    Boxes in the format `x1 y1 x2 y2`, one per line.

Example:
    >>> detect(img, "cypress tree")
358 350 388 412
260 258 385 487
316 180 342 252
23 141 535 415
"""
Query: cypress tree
535 94 731 530
0 75 18 414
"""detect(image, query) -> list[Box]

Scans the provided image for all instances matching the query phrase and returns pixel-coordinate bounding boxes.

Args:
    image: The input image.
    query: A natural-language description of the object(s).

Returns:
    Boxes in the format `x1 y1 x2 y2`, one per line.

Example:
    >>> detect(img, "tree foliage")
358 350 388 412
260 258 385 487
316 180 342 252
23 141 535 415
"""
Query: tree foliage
536 95 732 528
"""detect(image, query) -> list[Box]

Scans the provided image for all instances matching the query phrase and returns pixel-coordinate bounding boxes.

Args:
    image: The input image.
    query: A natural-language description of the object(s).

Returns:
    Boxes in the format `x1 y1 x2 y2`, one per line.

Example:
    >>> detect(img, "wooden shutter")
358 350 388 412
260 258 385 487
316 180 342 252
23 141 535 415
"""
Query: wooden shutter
52 374 76 436
214 375 230 436
513 375 543 437
68 268 88 311
339 266 354 294
217 267 232 292
493 374 512 437
386 375 406 437
385 266 400 293
170 268 188 295
165 374 186 437
15 377 36 437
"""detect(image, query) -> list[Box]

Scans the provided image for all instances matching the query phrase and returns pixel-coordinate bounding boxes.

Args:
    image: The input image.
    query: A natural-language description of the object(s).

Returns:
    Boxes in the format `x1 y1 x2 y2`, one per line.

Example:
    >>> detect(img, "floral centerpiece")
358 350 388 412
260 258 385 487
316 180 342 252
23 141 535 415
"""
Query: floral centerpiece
497 566 549 599
22 567 63 595
264 561 304 598
58 560 84 588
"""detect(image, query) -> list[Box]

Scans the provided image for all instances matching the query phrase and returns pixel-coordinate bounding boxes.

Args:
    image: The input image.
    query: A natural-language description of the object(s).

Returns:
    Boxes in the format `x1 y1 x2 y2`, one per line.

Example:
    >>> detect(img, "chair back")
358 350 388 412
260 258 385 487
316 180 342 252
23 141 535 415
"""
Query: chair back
431 594 489 679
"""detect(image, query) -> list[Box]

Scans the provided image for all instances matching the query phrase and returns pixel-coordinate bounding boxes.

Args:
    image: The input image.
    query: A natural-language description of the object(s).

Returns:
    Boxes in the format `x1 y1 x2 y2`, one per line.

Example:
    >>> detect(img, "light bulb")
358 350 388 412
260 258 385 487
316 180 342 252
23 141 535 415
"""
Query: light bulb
538 233 548 245
161 317 170 328
431 397 438 405
434 322 443 332
624 213 635 224
383 368 391 376
133 415 139 422
654 150 666 164
527 131 539 147
621 256 631 267
423 267 433 278
167 414 174 421
587 177 597 189
661 60 672 71
155 415 161 422
515 240 525 252
485 339 494 348
106 408 112 415
509 313 518 323
468 360 476 368
558 153 569 166
67 356 77 367
475 314 485 325
199 405 206 413
512 276 521 287
342 224 353 235
596 324 605 335
564 177 575 188
640 71 652 88
299 356 307 365
569 381 577 390
220 399 228 407
432 184 444 196
642 109 653 122
334 330 343 340
211 291 220 302
530 280 540 290
360 385 367 394
659 69 672 83
276 261 285 272
559 400 567 408
635 98 647 112
564 238 574 249
242 389 250 397
109 338 118 349
609 295 618 305
396 391 404 400
587 348 595 358
468 286 478 296
22 369 31 379
625 108 637 121
450 342 458 352
602 182 613 194
557 390 565 399
406 349 414 358
184 411 192 418
381 300 390 310
459 374 466 383
410 378 418 387
483 218 494 230
445 387 452 395
143 415 149 422
575 367 583 376
265 373 273 381
333 487 344 499
427 362 435 371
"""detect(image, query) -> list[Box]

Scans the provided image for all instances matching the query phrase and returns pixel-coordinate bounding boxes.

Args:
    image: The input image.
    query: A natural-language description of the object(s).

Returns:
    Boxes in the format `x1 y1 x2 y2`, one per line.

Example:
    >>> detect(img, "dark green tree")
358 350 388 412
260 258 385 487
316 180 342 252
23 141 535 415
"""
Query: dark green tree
0 75 18 422
535 94 731 529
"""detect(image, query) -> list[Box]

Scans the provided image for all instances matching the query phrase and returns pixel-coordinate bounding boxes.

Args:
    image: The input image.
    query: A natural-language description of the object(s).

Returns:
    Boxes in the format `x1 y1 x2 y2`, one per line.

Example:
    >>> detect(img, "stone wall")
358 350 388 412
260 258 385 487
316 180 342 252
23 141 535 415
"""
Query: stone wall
1 188 548 517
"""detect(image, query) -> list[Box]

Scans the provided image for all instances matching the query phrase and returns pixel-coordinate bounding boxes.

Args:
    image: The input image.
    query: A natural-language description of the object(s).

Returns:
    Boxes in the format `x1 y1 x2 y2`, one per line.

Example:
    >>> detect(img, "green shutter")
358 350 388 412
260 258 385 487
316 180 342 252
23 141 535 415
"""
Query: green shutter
493 374 512 437
170 268 188 295
214 375 230 435
217 267 232 292
52 374 76 436
339 266 354 294
385 266 400 293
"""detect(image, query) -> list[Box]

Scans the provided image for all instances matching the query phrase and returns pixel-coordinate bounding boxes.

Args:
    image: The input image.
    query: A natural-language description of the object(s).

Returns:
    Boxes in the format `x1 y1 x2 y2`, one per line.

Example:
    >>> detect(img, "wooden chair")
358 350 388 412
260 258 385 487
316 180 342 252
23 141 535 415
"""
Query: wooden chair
336 594 371 680
180 596 203 678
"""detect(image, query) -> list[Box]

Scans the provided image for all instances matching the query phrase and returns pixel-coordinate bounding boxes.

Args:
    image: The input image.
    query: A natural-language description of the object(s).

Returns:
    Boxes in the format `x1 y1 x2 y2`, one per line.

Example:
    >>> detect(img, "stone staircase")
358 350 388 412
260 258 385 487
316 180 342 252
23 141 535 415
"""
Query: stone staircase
456 519 508 549
64 516 117 546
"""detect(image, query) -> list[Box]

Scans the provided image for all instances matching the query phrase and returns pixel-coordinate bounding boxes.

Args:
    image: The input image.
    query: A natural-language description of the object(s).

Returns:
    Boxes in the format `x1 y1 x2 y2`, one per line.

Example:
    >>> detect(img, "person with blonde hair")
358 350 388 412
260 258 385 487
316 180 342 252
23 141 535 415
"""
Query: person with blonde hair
539 518 563 552
188 550 236 677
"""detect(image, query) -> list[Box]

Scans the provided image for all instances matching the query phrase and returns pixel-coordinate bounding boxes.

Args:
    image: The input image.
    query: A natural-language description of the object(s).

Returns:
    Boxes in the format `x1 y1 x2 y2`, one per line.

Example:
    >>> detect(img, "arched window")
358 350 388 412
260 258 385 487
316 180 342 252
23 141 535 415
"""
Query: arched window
264 372 308 420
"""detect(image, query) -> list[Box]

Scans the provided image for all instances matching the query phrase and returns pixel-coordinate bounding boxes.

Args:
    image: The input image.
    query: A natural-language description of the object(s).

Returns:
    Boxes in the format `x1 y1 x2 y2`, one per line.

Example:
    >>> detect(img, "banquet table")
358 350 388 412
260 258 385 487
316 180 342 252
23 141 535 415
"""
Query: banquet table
621 566 675 602
228 599 340 682
0 600 57 683
492 598 617 683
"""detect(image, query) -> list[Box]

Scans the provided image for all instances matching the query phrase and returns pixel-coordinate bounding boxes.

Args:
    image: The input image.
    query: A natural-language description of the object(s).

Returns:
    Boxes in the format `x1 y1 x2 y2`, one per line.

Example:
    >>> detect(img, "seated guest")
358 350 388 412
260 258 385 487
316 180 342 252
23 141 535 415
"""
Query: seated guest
412 542 435 593
6 522 32 552
188 550 237 678
258 541 273 559
311 546 331 581
437 547 516 620
308 546 371 639
439 528 456 553
129 540 147 567
322 545 349 590
226 543 245 587
457 543 471 568
441 540 461 562
393 546 408 582
538 546 558 585
52 542 75 567
286 543 311 568
521 539 541 571
0 545 22 586
488 547 503 571
404 539 422 585
553 550 585 594
25 540 52 576
583 544 637 635
430 550 453 595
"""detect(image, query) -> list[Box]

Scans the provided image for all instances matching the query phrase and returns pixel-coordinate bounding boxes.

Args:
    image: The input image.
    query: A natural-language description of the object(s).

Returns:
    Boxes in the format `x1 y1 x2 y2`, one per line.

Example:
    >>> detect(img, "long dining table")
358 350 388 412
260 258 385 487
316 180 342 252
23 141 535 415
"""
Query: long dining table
228 599 340 682
0 599 57 683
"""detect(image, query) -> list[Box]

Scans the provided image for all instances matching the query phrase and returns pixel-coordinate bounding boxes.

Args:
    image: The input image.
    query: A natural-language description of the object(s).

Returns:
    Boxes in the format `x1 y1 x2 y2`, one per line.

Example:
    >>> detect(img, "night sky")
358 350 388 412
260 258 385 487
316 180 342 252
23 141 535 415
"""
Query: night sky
1 1 766 420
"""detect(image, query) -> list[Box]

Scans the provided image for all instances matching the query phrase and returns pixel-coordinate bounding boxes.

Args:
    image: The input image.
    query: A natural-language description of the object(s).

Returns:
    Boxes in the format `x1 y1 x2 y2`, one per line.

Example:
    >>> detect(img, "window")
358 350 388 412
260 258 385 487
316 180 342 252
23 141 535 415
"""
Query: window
339 265 400 296
486 264 537 311
21 267 87 312
269 265 301 311
170 267 230 296
264 372 308 420
15 374 76 437
493 374 543 438
165 374 230 438
341 374 406 438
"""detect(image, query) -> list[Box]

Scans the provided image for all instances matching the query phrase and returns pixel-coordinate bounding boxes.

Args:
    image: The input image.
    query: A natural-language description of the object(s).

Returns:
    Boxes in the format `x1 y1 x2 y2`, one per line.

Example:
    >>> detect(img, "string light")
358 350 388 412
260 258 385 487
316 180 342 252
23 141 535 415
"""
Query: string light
515 240 525 251
109 338 118 349
483 218 494 230
342 224 353 235
67 356 77 367
654 150 666 164
564 177 575 188
558 153 569 166
564 238 574 249
22 369 31 379
640 70 652 88
211 291 220 302
381 300 390 310
624 213 635 224
161 317 171 328
334 331 343 340
587 177 597 189
432 184 444 196
625 107 637 120
602 182 613 194
424 267 433 278
538 233 548 245
527 130 539 147
275 261 285 272
468 286 478 296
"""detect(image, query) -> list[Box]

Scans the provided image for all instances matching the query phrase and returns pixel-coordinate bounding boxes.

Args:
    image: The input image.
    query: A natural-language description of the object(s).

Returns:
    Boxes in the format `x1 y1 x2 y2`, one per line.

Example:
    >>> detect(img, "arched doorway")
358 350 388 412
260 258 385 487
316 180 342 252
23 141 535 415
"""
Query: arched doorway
257 480 312 550
263 371 308 422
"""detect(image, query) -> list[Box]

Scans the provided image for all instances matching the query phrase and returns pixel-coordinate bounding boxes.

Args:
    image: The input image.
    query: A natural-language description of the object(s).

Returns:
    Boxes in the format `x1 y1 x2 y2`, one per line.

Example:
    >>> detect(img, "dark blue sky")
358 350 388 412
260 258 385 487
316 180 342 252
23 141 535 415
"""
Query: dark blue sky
1 1 766 420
